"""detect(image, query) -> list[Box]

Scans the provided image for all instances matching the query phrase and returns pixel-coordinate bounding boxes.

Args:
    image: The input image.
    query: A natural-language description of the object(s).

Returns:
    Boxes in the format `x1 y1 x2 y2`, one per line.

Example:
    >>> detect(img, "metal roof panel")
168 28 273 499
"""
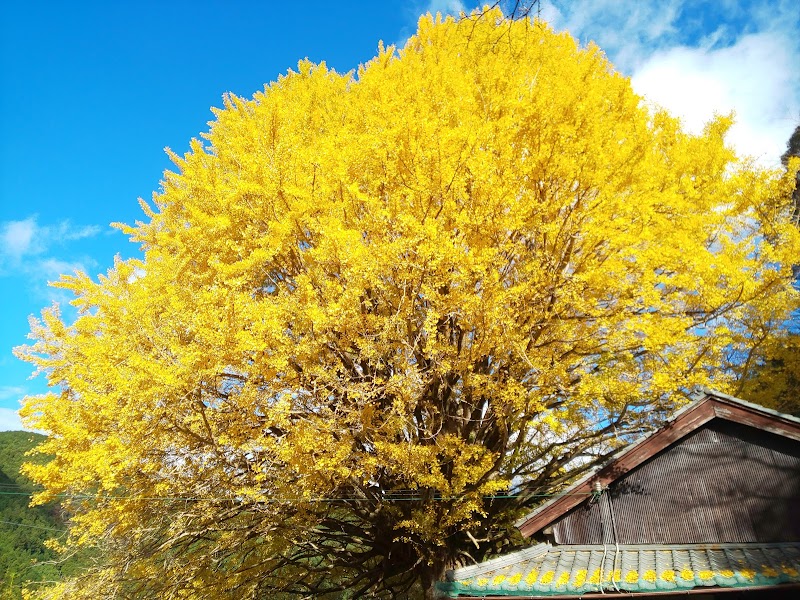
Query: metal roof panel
438 542 800 597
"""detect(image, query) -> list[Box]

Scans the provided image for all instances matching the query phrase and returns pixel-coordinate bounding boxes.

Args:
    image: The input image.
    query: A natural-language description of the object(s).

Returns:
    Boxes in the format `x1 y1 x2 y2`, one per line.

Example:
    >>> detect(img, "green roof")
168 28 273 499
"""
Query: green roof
437 542 800 597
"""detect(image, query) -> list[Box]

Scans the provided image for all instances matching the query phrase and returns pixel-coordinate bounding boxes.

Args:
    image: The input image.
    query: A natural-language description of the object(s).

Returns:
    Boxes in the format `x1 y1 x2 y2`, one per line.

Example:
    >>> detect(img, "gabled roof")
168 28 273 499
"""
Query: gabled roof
516 389 800 539
438 542 800 597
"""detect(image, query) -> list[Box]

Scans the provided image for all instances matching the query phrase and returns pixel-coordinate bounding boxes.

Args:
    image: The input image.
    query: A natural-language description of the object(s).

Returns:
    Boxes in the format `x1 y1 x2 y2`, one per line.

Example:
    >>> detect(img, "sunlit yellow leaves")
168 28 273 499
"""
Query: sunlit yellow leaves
12 7 800 598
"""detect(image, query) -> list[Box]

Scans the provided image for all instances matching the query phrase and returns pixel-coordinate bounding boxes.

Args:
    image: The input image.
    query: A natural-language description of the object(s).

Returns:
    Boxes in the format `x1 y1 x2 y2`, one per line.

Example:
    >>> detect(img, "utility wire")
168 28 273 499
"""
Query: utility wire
0 519 67 533
0 489 593 502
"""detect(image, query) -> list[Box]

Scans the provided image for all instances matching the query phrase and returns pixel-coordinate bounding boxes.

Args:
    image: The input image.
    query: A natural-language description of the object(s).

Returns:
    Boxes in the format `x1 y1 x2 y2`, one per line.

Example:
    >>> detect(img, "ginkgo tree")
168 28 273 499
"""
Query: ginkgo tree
735 124 800 417
16 9 800 600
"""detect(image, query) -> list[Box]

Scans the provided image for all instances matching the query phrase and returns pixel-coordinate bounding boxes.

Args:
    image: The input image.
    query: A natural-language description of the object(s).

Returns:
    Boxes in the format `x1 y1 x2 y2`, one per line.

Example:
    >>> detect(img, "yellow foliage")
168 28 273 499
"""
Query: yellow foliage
738 332 800 416
14 8 800 599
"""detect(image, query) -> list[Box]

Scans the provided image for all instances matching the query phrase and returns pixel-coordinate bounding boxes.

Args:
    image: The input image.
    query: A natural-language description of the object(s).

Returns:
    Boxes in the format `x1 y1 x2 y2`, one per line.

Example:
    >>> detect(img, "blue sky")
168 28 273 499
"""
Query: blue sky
1 0 799 430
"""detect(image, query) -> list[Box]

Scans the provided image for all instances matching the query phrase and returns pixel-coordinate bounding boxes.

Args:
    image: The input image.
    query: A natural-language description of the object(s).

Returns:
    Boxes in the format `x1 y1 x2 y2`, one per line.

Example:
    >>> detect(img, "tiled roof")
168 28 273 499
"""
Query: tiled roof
437 542 800 597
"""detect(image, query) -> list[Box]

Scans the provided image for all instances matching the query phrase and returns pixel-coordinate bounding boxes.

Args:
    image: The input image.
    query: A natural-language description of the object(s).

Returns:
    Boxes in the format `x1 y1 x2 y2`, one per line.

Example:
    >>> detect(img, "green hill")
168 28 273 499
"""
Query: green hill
0 431 84 599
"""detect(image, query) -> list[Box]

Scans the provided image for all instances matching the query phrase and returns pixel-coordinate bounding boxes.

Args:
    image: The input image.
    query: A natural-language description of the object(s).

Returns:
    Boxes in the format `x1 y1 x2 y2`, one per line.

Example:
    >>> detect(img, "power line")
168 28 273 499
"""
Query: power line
0 489 593 502
0 519 67 533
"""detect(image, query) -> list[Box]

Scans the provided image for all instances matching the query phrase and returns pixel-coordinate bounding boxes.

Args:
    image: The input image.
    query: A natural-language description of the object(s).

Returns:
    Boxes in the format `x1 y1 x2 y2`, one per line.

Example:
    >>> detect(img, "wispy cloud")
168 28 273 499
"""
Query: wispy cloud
0 216 100 311
2 216 100 256
0 408 24 432
0 385 27 402
38 258 90 280
542 0 684 70
58 222 102 242
1 216 100 274
396 0 470 48
424 0 466 17
1 218 39 260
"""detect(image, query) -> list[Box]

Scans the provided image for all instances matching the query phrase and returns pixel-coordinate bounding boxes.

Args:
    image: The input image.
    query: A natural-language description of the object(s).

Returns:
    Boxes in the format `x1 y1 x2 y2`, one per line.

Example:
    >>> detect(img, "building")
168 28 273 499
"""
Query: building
437 390 800 598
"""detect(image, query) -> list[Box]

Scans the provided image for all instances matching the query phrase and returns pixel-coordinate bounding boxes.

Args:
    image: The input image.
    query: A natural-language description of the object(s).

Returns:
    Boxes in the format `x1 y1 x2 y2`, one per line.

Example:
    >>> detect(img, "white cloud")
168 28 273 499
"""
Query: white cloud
0 216 100 278
0 407 24 432
0 385 27 402
541 0 800 167
127 266 147 283
39 258 89 280
1 216 101 260
542 0 684 70
631 35 798 167
424 0 466 17
395 0 471 51
55 222 102 242
1 218 39 259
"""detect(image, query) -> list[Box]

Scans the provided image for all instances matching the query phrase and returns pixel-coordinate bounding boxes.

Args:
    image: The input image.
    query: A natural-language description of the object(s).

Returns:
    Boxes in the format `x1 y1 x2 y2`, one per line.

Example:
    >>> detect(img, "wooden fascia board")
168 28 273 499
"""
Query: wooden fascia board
517 399 718 538
711 402 800 442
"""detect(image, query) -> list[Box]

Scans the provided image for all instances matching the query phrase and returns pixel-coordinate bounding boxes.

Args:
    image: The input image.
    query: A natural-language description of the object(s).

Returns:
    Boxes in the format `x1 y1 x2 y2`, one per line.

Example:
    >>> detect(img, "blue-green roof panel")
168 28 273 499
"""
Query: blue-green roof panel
437 543 800 597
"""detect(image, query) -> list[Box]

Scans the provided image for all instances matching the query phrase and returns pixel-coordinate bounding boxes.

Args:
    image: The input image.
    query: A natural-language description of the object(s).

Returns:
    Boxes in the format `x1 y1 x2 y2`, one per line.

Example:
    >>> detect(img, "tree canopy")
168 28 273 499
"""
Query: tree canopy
736 124 800 415
16 10 800 599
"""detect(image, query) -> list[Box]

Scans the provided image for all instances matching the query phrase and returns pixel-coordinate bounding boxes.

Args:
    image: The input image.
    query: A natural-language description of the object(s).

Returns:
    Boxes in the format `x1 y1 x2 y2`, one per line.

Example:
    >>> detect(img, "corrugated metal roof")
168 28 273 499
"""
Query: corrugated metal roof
437 542 800 597
550 420 800 545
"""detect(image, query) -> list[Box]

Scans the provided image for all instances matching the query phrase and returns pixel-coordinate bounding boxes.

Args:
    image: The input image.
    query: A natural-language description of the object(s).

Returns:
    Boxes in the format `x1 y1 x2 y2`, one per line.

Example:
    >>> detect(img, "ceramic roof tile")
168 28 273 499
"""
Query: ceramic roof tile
438 542 800 597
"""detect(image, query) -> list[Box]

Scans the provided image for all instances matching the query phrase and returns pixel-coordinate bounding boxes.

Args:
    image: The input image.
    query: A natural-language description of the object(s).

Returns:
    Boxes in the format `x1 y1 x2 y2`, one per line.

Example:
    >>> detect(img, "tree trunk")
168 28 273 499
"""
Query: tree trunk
421 560 447 600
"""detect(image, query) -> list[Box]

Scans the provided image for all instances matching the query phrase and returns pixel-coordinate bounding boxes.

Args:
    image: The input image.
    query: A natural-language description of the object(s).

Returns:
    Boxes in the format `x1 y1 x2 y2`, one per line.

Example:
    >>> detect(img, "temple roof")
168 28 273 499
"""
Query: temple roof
438 542 800 597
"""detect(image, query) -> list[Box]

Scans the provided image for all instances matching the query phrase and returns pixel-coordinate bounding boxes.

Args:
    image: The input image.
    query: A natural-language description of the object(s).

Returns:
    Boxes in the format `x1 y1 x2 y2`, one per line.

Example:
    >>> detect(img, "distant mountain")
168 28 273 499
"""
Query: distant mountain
0 432 84 599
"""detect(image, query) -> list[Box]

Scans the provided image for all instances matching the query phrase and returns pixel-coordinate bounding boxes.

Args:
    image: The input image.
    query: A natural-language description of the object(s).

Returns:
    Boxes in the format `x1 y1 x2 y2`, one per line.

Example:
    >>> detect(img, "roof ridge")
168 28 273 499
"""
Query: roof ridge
509 541 800 552
445 543 551 581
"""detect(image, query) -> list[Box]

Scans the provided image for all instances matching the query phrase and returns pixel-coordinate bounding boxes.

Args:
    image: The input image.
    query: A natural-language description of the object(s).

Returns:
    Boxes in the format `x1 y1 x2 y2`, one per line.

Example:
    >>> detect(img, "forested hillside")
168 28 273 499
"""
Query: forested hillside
0 432 83 599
